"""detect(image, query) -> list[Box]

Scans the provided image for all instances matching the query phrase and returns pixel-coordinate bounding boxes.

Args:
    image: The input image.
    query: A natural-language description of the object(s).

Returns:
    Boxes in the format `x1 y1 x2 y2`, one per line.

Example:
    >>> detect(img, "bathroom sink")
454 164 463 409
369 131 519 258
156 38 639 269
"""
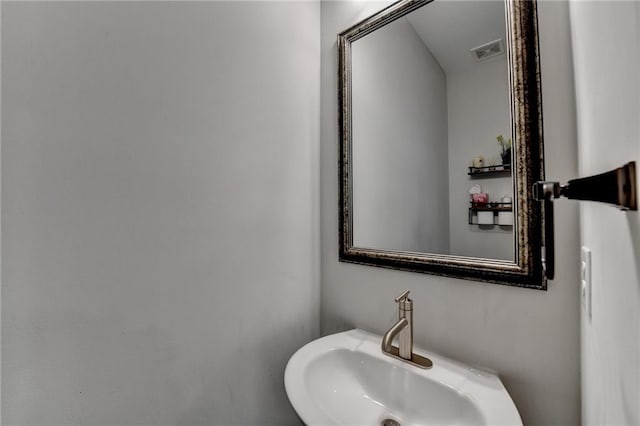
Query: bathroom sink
285 329 521 426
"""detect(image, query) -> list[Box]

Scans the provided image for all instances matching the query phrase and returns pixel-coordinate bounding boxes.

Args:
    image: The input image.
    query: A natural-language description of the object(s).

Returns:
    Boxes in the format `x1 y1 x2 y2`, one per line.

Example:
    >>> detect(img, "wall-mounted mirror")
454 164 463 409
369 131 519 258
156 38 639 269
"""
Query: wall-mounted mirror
338 0 545 288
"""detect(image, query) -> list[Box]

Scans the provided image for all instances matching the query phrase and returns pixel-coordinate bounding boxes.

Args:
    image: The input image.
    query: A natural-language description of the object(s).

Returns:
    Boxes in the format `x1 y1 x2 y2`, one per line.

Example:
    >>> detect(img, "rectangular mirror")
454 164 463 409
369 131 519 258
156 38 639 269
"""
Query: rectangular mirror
338 0 545 288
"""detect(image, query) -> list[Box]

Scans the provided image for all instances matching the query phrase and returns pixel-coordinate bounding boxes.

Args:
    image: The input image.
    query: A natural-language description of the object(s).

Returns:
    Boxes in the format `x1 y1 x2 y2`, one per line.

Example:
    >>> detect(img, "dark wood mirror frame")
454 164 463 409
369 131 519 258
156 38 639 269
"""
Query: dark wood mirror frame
338 0 546 289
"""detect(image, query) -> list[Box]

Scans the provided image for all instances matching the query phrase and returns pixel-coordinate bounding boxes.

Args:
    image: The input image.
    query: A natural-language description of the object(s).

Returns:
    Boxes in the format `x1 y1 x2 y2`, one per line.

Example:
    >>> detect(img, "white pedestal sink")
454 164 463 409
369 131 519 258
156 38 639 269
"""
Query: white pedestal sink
285 329 522 426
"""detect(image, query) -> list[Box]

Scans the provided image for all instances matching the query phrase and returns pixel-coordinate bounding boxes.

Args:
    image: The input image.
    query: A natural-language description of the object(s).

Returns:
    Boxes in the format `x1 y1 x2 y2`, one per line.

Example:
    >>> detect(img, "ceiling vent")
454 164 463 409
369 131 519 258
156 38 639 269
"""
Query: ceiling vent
470 38 505 62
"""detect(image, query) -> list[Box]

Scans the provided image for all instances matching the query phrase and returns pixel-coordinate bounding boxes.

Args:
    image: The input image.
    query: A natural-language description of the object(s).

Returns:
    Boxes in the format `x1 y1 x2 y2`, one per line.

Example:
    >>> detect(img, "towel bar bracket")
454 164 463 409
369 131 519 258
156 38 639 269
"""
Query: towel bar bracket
533 161 637 280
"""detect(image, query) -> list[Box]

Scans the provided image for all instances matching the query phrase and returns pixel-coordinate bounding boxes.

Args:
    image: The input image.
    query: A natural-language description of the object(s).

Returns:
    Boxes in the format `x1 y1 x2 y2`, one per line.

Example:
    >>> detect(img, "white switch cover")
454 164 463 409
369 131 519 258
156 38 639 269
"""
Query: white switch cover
581 246 592 320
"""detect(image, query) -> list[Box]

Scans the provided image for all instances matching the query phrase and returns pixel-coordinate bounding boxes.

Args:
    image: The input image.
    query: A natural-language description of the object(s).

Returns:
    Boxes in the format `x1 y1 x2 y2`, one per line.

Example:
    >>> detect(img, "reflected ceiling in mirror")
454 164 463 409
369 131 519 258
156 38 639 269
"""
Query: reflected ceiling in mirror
338 0 545 288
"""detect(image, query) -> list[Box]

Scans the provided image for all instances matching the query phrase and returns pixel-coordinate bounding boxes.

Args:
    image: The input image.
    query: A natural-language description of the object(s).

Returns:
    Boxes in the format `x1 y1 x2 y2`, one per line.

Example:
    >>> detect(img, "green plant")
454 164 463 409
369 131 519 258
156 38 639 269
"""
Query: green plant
496 134 512 155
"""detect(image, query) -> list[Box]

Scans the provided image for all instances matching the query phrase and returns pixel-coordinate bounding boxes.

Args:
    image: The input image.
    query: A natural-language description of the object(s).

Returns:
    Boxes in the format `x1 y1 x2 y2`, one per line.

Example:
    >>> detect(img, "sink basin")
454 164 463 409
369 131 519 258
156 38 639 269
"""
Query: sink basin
285 329 521 426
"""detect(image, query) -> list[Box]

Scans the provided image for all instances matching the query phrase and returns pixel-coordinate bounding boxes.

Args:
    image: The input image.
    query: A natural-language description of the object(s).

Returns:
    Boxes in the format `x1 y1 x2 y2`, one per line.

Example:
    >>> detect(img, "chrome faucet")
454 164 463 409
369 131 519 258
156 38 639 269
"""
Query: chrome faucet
381 290 432 369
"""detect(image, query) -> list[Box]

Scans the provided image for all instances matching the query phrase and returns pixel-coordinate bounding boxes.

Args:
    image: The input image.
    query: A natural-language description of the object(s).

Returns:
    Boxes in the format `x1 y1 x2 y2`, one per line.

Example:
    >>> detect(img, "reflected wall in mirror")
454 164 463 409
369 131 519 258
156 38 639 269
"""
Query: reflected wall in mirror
351 0 513 261
338 0 545 288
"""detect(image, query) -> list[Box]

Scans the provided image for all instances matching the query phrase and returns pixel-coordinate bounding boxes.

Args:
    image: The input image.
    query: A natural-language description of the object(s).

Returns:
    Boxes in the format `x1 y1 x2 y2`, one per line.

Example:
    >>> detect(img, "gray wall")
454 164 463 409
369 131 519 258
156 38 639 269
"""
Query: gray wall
320 1 581 425
569 2 640 424
2 2 320 424
447 57 514 261
351 17 449 253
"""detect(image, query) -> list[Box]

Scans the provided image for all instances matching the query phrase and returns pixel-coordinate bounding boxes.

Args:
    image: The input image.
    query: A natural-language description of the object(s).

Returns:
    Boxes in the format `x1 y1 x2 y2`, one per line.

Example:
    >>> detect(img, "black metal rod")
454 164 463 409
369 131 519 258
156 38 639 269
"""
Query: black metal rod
533 161 637 281
561 161 637 210
543 200 555 280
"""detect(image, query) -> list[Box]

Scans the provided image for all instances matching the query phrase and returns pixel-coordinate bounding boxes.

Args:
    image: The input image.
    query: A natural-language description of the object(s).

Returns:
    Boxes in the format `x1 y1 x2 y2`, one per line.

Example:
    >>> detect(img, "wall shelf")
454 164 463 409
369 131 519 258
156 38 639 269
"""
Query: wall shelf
468 202 513 225
468 164 511 178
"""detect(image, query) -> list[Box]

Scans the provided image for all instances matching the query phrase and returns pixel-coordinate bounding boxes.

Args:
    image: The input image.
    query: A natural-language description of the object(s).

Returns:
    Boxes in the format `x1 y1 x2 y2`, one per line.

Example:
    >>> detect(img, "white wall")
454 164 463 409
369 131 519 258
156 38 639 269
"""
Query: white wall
351 17 449 253
447 57 514 260
321 2 581 425
2 2 320 424
569 2 640 424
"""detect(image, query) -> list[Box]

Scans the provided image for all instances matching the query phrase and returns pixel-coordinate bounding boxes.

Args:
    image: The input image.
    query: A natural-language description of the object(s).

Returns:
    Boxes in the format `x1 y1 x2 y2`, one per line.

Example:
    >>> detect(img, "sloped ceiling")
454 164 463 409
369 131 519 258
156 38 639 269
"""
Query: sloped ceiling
406 0 507 74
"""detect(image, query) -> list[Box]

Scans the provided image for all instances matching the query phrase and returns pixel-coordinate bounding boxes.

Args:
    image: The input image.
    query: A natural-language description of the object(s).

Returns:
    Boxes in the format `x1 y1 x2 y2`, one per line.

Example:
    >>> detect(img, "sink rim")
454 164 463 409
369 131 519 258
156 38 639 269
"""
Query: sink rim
285 328 522 426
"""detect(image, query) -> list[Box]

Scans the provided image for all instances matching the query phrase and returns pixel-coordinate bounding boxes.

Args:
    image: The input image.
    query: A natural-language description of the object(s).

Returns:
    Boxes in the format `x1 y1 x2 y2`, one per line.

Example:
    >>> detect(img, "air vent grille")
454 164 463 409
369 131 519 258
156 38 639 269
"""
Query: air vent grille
470 38 504 62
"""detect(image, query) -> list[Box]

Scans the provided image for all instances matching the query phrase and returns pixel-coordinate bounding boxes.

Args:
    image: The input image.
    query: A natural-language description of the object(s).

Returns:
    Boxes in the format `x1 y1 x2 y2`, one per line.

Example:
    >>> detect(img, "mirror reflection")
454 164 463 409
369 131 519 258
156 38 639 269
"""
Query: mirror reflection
351 0 514 261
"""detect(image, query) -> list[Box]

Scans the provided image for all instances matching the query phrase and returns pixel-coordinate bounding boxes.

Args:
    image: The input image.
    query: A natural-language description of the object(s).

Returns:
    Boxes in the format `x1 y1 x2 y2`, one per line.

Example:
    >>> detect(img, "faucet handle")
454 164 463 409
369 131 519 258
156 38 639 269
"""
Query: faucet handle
394 290 410 303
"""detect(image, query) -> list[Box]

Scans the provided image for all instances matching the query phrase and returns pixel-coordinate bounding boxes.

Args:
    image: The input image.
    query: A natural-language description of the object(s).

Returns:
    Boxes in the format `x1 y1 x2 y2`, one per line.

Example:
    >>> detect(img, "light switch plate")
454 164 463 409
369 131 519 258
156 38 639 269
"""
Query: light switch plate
581 246 592 320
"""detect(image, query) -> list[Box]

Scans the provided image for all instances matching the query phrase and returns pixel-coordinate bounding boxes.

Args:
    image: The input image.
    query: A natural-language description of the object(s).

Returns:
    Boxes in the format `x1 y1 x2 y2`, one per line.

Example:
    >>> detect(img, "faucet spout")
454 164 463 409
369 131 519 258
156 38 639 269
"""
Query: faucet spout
381 317 409 354
381 290 433 369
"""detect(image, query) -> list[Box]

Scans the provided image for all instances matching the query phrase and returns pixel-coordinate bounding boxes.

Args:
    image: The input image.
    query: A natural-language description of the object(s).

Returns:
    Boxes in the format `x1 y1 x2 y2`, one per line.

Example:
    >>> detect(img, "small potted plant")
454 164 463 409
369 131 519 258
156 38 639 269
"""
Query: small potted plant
497 134 512 165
